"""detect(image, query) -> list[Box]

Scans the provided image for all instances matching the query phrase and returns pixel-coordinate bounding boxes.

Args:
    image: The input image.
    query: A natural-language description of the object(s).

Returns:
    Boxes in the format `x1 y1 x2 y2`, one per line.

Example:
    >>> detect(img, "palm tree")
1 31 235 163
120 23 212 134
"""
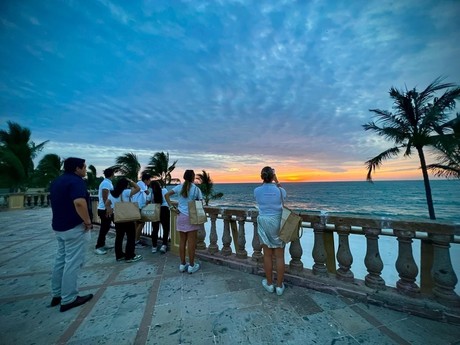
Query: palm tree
427 115 460 178
0 121 48 192
363 77 460 220
109 152 141 181
196 170 224 206
31 153 63 190
144 152 177 187
85 164 101 191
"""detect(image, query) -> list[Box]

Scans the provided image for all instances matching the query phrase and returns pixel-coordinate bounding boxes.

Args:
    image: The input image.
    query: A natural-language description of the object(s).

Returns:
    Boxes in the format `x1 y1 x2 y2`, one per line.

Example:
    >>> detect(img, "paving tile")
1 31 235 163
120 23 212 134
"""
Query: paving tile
146 320 182 345
328 307 374 335
242 322 311 344
67 329 139 345
302 310 351 340
0 208 457 345
353 302 409 326
152 301 182 325
181 289 262 318
383 317 459 345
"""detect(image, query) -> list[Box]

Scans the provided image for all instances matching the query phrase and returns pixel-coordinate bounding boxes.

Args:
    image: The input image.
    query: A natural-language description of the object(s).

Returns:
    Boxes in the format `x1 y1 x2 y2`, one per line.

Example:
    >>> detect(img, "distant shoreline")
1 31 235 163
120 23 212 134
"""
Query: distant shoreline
213 179 459 185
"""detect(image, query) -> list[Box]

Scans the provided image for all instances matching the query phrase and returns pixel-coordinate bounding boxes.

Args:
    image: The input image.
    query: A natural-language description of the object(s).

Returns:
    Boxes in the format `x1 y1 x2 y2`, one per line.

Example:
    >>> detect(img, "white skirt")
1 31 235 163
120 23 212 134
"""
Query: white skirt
257 214 284 248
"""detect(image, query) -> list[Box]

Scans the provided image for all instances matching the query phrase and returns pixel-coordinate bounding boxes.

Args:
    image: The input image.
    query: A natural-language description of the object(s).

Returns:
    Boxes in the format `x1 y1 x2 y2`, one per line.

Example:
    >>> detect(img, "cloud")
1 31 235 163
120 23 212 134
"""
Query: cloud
2 0 459 181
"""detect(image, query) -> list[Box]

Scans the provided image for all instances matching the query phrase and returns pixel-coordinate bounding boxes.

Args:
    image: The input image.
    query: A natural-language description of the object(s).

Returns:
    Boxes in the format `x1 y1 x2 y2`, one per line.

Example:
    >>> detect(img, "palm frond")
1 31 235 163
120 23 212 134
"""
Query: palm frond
365 146 401 181
426 163 460 178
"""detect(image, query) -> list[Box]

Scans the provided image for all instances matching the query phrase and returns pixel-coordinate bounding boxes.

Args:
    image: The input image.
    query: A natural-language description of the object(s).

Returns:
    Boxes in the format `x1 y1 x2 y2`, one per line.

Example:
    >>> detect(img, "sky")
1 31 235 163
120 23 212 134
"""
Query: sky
1 0 459 183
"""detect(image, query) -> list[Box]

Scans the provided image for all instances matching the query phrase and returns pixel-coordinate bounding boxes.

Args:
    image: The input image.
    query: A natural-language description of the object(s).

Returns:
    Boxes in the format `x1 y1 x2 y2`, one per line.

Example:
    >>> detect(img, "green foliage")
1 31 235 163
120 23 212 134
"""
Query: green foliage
109 152 141 181
85 164 102 191
196 170 223 206
144 152 177 187
427 115 460 178
363 77 460 219
29 153 63 190
0 121 48 191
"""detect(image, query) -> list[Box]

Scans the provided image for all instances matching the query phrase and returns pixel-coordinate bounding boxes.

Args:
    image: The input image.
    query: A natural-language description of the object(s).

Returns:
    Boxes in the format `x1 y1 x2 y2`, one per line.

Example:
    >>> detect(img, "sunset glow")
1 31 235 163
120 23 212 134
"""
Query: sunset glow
2 2 459 182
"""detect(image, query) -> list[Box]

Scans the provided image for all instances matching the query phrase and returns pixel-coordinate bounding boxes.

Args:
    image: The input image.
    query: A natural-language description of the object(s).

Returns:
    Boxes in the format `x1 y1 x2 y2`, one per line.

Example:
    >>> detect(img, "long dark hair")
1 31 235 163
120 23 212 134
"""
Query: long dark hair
180 169 195 198
111 178 129 198
150 180 163 204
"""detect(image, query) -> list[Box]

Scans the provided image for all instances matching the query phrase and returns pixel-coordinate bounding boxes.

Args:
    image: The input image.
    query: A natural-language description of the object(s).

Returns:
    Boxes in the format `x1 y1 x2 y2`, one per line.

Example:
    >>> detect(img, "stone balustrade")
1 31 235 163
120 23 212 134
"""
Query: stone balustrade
0 192 51 209
3 194 458 323
194 205 460 324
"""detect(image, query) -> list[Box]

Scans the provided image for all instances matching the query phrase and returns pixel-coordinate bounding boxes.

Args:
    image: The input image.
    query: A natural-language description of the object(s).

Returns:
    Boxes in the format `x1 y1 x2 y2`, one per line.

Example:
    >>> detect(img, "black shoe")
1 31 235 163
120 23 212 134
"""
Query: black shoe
60 294 93 312
50 297 61 307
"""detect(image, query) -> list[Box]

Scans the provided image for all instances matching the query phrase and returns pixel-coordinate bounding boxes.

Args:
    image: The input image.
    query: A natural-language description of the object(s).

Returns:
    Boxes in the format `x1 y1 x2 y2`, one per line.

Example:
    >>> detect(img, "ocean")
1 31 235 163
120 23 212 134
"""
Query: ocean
209 180 460 223
199 179 459 292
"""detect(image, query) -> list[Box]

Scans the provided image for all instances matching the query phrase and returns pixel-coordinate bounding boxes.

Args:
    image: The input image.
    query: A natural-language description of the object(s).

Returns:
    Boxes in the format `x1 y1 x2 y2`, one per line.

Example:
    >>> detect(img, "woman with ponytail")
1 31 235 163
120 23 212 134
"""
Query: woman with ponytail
164 169 203 274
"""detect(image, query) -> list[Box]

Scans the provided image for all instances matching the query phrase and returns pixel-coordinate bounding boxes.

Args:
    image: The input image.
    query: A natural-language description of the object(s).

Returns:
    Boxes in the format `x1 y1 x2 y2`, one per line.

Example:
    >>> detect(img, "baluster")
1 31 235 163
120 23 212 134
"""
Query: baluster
39 194 45 207
312 222 328 277
431 234 460 306
221 215 232 256
363 227 385 289
289 237 303 272
251 215 263 262
394 229 420 295
335 225 354 282
47 194 51 206
33 195 39 207
208 213 219 254
236 216 247 259
196 224 206 250
26 195 32 207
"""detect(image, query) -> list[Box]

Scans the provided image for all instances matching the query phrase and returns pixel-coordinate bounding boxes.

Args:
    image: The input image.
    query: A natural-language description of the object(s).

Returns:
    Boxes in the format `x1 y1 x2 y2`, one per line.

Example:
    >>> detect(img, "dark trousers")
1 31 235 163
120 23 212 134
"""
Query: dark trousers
114 221 136 260
151 206 170 247
96 209 112 249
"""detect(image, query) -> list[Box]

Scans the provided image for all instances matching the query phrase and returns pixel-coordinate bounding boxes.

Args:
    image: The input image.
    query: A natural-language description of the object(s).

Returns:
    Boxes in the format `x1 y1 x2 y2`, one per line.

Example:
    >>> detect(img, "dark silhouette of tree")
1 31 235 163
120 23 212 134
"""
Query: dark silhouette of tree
85 164 101 191
31 153 63 190
0 121 48 191
109 152 141 181
196 170 223 206
363 77 460 220
427 115 460 178
144 152 177 187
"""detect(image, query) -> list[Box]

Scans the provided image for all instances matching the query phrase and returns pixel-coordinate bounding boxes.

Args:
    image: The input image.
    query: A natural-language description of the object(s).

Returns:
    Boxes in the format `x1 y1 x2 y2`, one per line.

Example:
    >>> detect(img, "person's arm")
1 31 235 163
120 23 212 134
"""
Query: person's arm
273 169 281 186
128 179 141 197
74 197 93 230
105 199 113 217
102 188 109 203
164 190 178 213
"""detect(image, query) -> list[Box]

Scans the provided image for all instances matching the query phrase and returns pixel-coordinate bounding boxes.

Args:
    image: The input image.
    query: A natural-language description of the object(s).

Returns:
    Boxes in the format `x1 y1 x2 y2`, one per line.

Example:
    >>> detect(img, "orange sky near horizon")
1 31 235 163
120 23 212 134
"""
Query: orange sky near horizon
178 157 425 184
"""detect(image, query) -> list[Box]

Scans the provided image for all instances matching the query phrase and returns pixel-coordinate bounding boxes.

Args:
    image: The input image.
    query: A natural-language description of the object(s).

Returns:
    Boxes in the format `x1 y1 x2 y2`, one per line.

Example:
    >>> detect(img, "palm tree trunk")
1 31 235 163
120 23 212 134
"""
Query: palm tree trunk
417 147 436 220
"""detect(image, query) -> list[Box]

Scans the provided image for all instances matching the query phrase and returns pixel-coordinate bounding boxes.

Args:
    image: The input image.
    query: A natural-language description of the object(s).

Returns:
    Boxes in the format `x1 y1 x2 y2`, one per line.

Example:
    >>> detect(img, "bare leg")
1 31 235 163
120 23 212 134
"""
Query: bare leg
274 247 285 287
187 231 198 266
135 222 144 242
179 231 187 264
262 245 274 285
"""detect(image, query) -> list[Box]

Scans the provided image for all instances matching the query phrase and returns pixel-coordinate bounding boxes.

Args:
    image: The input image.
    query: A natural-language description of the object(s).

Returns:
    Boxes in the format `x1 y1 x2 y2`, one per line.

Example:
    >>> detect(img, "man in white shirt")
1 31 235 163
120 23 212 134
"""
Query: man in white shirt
133 173 152 248
95 168 114 255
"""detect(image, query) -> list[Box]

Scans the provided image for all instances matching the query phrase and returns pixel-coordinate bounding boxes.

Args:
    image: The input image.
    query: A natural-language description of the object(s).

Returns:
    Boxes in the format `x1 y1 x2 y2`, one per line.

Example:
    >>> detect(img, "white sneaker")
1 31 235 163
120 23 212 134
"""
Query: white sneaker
126 254 142 263
160 245 167 254
94 248 107 255
151 246 158 253
262 279 274 293
188 263 200 274
276 283 285 296
179 263 189 273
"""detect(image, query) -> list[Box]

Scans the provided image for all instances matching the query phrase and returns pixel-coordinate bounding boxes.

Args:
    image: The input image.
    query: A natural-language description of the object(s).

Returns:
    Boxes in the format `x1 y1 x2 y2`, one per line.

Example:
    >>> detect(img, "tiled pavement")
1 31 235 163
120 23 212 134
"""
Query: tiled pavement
0 208 459 345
